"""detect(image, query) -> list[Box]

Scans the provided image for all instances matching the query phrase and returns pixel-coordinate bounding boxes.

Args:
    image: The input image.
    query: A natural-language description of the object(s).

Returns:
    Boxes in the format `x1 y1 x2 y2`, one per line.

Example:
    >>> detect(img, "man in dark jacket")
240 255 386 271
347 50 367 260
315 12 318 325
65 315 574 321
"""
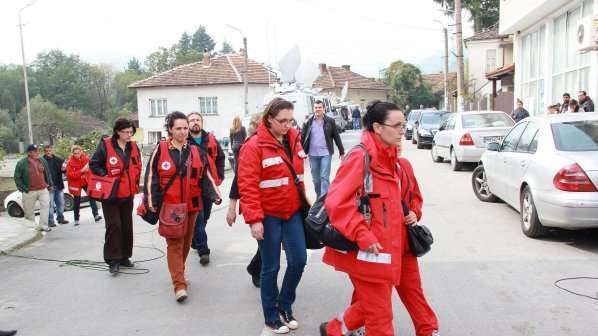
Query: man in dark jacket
351 106 361 130
300 100 345 198
43 145 69 226
187 112 225 265
578 91 594 112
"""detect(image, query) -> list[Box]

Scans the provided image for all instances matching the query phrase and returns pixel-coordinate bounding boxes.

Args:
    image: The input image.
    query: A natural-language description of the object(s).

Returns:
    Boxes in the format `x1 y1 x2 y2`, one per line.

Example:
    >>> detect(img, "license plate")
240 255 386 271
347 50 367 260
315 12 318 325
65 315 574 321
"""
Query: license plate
483 136 504 144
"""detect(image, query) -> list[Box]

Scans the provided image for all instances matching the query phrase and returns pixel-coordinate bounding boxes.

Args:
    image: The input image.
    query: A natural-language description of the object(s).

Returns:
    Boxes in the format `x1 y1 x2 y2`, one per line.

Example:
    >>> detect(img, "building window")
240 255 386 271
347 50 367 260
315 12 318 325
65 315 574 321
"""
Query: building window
150 99 167 116
148 131 162 144
519 25 545 116
485 49 497 73
199 97 218 115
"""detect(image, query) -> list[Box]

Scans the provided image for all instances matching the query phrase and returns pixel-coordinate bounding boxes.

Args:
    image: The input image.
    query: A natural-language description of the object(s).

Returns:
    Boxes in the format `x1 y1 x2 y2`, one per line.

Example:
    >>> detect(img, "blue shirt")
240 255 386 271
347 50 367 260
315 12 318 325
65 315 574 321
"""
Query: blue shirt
192 136 202 145
309 118 329 156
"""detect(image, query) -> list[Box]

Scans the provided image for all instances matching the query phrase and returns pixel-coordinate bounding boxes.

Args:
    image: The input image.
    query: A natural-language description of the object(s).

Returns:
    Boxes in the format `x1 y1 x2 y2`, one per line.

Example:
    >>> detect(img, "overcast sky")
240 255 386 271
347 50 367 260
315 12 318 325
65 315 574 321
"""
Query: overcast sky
0 0 473 78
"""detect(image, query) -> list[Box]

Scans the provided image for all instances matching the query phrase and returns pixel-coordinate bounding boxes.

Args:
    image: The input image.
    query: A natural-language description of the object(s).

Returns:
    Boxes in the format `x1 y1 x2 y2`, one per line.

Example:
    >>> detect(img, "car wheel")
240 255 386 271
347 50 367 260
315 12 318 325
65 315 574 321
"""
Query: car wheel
431 143 444 163
417 140 424 149
7 202 25 218
520 186 548 238
406 135 412 140
471 165 499 202
412 134 417 144
64 194 74 212
450 148 463 171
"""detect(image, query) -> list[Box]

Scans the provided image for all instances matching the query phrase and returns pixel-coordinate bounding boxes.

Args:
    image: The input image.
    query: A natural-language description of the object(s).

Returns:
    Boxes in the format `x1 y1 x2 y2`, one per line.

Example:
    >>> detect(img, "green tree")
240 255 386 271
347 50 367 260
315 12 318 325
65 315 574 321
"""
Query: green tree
433 0 499 32
127 57 143 74
0 64 30 129
220 41 236 54
17 96 84 144
190 26 216 53
145 45 178 74
383 61 436 108
84 63 115 120
113 69 146 111
179 32 192 53
75 130 111 157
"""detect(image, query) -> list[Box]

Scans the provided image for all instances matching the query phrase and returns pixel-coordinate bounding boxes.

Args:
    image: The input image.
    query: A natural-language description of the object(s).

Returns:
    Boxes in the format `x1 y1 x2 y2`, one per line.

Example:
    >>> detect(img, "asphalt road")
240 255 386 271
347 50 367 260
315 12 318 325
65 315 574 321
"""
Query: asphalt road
1 129 598 336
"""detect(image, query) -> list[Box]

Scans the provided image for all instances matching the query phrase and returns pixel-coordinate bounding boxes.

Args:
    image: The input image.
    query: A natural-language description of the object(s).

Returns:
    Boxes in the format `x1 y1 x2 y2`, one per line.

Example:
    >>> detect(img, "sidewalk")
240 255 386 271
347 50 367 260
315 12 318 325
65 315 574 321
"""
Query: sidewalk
0 212 40 254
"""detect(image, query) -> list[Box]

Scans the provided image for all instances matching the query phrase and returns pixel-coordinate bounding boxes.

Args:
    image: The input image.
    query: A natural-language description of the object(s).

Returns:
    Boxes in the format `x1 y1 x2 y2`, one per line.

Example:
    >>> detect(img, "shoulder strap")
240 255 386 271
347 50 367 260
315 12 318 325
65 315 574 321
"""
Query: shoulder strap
161 145 191 197
345 144 371 195
282 159 308 203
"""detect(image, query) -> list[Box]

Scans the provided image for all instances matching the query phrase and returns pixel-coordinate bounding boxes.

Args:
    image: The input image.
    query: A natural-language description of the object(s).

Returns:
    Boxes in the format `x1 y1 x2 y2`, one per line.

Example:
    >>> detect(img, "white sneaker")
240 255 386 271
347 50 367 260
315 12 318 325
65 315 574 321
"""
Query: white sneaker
352 327 366 336
175 289 187 302
431 331 441 336
74 221 79 226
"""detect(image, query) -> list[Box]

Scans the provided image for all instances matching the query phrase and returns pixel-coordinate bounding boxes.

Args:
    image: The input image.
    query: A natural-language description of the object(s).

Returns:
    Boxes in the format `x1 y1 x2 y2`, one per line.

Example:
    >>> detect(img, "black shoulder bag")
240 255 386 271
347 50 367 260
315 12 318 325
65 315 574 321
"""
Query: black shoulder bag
400 164 434 257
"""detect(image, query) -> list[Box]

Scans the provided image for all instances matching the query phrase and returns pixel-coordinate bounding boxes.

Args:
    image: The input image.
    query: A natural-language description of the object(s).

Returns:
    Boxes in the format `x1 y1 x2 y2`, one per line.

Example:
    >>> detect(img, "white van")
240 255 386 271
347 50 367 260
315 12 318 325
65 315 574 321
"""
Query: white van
264 92 315 130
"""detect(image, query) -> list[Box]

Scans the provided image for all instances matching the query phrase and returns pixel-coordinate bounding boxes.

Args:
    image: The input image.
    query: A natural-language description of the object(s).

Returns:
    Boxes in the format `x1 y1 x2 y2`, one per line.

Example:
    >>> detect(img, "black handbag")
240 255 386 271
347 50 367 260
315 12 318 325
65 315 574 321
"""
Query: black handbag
304 144 372 251
400 178 434 257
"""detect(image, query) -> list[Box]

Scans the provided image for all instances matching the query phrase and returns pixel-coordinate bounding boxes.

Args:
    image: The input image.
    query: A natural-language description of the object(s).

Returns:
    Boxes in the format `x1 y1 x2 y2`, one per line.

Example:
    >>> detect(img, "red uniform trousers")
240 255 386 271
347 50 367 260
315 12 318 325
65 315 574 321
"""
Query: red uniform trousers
165 211 199 293
326 275 394 336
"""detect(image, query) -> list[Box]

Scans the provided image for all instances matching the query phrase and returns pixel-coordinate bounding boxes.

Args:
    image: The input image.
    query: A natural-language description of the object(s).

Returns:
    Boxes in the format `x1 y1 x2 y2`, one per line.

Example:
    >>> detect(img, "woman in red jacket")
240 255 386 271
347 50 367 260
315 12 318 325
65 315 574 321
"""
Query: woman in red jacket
238 98 307 334
320 100 407 336
65 145 101 226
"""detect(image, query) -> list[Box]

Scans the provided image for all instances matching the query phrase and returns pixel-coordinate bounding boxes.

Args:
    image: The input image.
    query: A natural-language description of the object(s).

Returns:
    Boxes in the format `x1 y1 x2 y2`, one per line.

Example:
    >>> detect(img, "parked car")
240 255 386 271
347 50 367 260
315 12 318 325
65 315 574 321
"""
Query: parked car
4 181 89 218
412 110 452 149
337 105 352 130
432 111 515 170
405 110 423 140
327 109 346 133
471 113 598 238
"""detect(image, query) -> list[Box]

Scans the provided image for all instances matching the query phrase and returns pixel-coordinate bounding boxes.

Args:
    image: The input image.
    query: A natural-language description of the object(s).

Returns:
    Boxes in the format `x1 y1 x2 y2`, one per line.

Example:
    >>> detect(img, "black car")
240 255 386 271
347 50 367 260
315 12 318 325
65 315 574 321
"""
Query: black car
412 110 452 149
405 110 423 140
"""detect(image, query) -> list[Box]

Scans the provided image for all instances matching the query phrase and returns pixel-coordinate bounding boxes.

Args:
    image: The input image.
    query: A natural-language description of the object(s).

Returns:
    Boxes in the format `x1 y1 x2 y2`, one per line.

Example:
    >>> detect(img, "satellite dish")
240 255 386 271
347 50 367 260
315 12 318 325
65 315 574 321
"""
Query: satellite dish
340 81 349 101
278 45 301 83
295 58 319 88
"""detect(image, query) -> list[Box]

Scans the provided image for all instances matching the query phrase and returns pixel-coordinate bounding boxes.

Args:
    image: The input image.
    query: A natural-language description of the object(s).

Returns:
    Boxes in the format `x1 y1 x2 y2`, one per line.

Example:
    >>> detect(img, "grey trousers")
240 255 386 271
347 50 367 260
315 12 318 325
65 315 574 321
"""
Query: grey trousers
23 188 50 230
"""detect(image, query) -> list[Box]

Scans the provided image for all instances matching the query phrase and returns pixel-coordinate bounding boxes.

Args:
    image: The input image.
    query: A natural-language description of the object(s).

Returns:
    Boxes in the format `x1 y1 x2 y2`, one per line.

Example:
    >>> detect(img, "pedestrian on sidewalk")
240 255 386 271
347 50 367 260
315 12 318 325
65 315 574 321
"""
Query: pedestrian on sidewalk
511 100 529 122
578 90 594 112
226 112 262 288
238 98 308 334
144 111 208 302
43 144 68 226
229 116 247 175
90 118 142 275
14 144 53 233
300 100 345 199
65 145 101 226
187 112 226 266
352 106 362 130
319 100 407 336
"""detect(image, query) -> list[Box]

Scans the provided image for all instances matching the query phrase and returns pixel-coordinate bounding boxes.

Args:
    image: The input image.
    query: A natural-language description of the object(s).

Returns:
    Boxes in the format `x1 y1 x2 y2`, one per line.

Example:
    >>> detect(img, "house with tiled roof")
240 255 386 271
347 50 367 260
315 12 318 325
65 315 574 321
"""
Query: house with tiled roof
129 53 276 144
313 64 389 109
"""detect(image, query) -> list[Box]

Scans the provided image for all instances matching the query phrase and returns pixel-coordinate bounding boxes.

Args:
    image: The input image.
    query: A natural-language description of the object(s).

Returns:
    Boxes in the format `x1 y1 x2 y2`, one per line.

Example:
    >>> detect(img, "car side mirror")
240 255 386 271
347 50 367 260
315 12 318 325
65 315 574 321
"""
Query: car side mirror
415 121 419 126
487 142 500 151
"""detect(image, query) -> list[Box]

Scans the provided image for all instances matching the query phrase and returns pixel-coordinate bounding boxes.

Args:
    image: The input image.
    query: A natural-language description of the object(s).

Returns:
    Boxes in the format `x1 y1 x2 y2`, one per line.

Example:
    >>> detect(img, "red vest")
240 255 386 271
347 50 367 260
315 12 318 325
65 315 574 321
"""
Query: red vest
104 137 141 198
157 141 203 212
205 133 222 186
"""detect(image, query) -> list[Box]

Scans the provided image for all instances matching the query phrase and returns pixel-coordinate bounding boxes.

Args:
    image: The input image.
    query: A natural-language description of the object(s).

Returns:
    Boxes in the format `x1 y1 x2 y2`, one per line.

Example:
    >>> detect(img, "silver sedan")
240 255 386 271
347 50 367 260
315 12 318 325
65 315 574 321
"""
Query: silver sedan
432 111 515 170
471 113 598 237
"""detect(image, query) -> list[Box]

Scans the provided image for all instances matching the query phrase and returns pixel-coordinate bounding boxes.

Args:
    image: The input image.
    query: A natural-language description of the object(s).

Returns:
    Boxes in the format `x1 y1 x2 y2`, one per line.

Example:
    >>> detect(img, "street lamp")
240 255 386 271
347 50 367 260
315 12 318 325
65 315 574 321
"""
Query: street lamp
433 20 450 111
226 24 249 117
19 0 36 145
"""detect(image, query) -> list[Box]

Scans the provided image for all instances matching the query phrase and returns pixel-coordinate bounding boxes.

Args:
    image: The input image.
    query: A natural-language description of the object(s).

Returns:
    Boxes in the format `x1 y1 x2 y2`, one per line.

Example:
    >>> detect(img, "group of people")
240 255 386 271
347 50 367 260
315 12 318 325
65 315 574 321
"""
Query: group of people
14 99 440 335
512 91 594 121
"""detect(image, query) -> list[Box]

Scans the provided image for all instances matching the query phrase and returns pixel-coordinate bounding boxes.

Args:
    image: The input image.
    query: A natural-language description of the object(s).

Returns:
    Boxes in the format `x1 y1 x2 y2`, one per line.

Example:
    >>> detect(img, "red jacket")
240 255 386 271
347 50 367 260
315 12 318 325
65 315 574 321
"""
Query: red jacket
322 131 405 285
66 153 91 196
238 121 306 224
398 157 423 221
103 137 142 198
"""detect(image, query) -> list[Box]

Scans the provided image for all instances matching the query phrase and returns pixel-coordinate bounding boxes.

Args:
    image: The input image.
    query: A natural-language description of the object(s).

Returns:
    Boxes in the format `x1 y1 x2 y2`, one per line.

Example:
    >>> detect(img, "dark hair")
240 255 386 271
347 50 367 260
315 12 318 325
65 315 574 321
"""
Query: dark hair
43 144 52 150
579 91 587 96
262 98 294 128
164 111 188 136
563 93 570 97
569 99 579 106
113 118 136 137
361 100 401 131
314 100 324 106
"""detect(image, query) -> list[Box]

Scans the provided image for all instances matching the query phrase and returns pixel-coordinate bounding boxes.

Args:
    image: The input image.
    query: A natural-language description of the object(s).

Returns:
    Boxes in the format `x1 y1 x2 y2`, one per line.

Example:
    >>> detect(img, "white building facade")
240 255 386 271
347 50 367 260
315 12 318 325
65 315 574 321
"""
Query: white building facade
500 0 597 115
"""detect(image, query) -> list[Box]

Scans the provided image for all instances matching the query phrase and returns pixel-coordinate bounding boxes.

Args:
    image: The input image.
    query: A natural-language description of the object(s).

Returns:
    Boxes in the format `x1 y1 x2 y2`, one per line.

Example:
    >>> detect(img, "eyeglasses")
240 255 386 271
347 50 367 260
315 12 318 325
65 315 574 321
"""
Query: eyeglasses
382 122 406 130
119 130 135 135
272 117 293 126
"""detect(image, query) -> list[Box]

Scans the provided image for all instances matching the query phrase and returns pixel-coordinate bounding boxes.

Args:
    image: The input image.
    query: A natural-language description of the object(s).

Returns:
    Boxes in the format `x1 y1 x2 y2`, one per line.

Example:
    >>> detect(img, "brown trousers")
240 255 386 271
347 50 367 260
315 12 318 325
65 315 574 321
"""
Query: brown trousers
165 211 199 293
102 199 134 264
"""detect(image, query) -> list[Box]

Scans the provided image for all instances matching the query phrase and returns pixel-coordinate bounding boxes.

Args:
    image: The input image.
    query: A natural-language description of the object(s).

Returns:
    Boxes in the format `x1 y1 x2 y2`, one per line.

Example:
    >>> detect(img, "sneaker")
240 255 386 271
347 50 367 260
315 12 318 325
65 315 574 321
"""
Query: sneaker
109 261 119 275
265 320 289 334
48 222 57 227
94 215 103 222
352 327 366 336
278 310 298 330
58 219 69 224
199 254 210 265
319 322 329 336
39 227 52 232
175 289 188 302
120 259 134 268
74 221 79 226
430 331 441 336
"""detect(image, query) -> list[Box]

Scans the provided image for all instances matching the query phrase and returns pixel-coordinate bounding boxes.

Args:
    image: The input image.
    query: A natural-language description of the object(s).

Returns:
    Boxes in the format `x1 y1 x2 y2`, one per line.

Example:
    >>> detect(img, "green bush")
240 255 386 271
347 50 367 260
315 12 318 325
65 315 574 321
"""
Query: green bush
74 130 111 158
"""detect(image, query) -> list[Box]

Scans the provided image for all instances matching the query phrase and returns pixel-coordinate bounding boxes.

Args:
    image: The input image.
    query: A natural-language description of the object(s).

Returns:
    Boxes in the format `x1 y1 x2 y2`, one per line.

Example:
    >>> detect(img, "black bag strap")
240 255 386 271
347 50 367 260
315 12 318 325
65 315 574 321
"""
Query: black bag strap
282 159 309 205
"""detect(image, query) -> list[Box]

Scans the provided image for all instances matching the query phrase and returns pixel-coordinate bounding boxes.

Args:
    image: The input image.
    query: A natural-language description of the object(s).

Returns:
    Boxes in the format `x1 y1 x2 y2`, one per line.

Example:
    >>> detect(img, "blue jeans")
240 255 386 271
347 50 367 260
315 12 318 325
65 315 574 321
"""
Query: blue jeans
309 154 332 198
48 188 65 223
257 212 307 322
353 117 360 129
73 196 99 221
192 197 213 255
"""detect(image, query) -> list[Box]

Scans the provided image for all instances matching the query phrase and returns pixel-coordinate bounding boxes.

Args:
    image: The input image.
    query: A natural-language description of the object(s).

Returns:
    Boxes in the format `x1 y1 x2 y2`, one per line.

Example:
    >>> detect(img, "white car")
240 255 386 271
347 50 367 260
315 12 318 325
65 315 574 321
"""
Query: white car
3 181 89 218
432 111 515 170
471 113 598 237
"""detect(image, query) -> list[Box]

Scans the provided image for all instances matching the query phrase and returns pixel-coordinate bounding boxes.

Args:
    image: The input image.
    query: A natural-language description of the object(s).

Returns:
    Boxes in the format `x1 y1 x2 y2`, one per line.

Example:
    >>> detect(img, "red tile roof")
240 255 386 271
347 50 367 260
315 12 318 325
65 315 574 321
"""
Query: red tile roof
129 55 277 88
313 66 388 91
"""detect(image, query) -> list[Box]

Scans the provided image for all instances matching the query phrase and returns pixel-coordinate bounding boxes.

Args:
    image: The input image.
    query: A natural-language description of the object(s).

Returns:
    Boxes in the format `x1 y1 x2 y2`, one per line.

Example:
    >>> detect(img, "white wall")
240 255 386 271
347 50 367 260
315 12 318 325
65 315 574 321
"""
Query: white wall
466 40 502 96
136 84 272 144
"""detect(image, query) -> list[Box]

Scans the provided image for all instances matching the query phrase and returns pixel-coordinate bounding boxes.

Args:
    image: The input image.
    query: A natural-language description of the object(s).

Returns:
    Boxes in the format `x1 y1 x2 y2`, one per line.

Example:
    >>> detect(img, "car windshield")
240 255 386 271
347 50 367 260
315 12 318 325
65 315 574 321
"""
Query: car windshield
461 113 515 129
420 112 451 125
408 112 421 122
552 120 598 151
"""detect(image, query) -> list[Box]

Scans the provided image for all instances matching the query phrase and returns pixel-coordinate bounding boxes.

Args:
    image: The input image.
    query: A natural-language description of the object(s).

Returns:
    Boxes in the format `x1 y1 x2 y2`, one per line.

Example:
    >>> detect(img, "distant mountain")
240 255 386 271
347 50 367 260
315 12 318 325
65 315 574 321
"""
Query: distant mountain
416 48 468 75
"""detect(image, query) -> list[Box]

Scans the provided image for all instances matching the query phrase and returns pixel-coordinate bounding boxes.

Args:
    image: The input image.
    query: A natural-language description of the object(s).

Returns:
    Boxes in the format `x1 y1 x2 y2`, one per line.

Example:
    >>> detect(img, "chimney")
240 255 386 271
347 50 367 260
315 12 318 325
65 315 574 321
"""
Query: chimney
342 65 351 71
203 48 211 67
319 63 327 75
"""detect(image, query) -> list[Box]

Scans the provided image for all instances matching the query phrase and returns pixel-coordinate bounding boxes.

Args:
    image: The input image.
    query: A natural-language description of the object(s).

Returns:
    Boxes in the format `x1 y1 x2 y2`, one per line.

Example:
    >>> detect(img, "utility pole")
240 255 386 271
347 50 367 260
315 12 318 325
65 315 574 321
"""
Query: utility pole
434 20 450 110
455 0 466 112
226 24 249 117
19 1 36 145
